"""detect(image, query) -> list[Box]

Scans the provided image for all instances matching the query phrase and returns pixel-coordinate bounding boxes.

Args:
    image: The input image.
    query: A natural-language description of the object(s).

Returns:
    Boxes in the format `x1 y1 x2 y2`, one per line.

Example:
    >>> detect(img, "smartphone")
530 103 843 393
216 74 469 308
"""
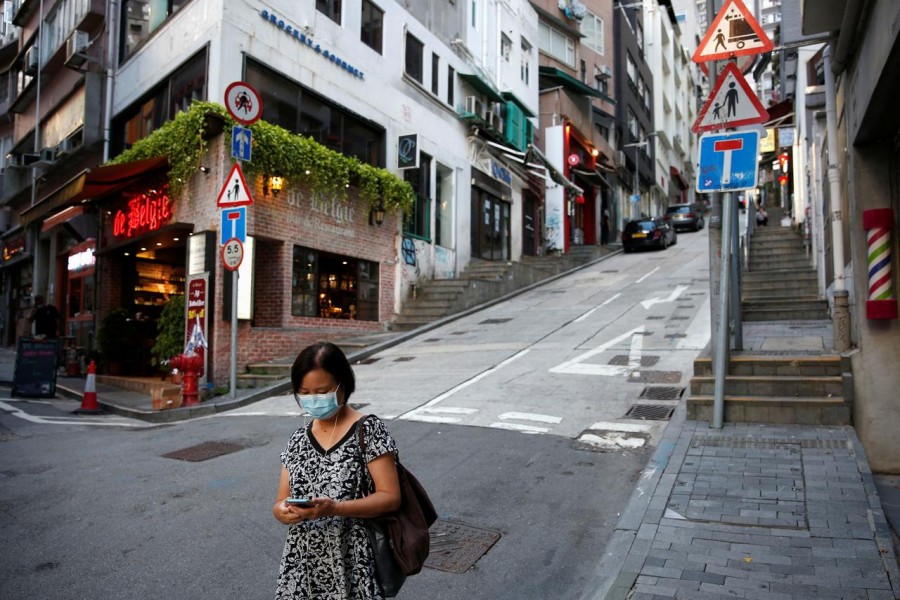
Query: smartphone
286 498 314 507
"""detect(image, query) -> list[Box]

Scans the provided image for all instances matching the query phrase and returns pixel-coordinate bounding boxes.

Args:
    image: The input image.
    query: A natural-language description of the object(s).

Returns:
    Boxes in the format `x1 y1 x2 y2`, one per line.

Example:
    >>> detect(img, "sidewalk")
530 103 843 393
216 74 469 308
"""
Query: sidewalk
585 319 900 600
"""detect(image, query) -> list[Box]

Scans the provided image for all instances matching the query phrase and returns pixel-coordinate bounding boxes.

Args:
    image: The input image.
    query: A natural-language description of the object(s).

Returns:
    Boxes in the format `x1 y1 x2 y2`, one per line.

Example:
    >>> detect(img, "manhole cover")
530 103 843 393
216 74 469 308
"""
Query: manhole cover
479 318 512 324
638 386 684 400
629 371 682 384
162 441 246 462
624 404 675 420
424 338 441 343
356 357 381 365
393 356 415 362
425 520 501 574
608 355 659 367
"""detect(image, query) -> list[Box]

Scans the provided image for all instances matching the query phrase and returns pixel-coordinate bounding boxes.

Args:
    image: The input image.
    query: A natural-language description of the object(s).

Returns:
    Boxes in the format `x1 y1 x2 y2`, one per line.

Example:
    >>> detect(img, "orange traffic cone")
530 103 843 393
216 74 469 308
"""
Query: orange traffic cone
74 360 102 414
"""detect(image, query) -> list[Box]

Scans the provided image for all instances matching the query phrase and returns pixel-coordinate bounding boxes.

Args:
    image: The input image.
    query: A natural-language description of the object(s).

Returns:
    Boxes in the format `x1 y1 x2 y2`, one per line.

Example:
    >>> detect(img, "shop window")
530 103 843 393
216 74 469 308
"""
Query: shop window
291 246 379 321
317 0 342 24
447 66 455 107
403 152 432 240
360 0 383 53
431 53 440 95
113 49 207 155
121 0 191 62
405 33 424 84
538 21 574 66
520 38 531 85
246 59 385 167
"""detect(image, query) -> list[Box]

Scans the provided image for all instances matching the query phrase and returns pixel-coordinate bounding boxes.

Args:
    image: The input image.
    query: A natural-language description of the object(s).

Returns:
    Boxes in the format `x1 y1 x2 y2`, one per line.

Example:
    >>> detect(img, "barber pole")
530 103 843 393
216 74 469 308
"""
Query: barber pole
74 360 102 414
862 208 898 320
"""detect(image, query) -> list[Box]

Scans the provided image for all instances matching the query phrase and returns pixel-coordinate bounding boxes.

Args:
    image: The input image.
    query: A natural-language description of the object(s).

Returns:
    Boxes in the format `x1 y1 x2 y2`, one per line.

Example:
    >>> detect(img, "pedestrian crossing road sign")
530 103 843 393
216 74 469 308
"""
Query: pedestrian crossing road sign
693 0 773 63
692 62 768 133
696 130 760 193
216 163 254 208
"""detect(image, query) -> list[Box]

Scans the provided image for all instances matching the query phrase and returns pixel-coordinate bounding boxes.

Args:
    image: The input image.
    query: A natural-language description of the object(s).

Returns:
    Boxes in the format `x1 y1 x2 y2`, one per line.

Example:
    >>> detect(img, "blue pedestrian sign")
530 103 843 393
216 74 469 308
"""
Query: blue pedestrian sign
232 125 252 162
696 130 760 193
220 207 246 246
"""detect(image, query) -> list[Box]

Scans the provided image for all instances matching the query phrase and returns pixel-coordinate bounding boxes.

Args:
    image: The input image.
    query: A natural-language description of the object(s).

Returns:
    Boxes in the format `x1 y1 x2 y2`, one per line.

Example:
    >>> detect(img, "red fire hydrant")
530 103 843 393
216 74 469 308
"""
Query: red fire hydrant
169 353 204 407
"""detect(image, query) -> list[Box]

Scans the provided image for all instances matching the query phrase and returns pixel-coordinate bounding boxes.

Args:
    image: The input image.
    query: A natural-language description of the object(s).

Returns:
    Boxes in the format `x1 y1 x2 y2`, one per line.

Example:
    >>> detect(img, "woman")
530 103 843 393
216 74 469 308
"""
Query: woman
273 342 401 599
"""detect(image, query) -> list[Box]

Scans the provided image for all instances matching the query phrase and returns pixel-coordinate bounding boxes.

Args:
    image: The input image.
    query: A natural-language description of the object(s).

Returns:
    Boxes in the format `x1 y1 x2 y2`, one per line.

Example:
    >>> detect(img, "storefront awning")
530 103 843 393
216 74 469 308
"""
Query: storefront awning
459 73 505 103
483 140 583 195
670 166 689 190
538 66 616 104
20 156 169 226
572 167 613 190
501 91 536 118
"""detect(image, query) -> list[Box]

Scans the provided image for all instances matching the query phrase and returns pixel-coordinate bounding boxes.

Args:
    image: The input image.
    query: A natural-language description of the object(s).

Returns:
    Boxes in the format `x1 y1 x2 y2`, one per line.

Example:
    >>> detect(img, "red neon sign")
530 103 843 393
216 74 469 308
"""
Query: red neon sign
112 188 173 239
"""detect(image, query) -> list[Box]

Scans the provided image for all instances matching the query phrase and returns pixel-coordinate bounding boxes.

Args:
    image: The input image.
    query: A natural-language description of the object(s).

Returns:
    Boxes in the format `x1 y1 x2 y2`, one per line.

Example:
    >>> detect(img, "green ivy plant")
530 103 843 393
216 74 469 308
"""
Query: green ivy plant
150 294 186 369
109 101 414 215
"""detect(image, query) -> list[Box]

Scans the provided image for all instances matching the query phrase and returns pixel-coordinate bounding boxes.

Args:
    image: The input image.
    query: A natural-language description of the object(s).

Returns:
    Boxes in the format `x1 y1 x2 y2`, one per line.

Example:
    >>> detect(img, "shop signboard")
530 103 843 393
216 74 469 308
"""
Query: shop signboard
12 337 59 398
397 134 418 169
185 275 208 376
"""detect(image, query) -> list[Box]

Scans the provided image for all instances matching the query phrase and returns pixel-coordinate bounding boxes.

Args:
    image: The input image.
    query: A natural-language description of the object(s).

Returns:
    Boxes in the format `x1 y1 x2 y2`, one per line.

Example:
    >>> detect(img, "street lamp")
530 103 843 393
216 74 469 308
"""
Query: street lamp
623 131 660 220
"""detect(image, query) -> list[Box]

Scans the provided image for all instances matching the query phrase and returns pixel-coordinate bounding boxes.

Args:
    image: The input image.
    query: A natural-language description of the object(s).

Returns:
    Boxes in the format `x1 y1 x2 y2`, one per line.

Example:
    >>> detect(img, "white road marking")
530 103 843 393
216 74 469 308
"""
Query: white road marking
403 414 461 424
588 421 653 433
677 295 713 350
497 412 562 424
399 349 530 420
573 294 621 323
628 327 644 369
640 285 689 310
577 432 646 449
489 422 549 434
0 401 146 427
424 407 479 415
549 326 645 376
636 267 660 283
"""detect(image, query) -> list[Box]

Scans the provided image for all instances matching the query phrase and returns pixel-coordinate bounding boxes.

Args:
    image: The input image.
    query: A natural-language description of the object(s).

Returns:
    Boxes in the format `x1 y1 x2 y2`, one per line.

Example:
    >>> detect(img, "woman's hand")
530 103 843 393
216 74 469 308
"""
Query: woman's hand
273 497 340 524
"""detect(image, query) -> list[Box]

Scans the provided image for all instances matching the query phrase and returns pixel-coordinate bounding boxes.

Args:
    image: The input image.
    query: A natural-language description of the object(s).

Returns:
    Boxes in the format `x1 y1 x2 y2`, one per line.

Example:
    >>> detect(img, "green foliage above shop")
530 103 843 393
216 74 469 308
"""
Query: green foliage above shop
108 101 414 215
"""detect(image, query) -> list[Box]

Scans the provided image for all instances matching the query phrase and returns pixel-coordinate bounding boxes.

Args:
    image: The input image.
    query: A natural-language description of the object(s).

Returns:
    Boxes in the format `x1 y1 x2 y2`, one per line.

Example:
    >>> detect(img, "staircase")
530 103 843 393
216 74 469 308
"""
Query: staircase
391 245 610 331
742 216 829 320
686 209 852 425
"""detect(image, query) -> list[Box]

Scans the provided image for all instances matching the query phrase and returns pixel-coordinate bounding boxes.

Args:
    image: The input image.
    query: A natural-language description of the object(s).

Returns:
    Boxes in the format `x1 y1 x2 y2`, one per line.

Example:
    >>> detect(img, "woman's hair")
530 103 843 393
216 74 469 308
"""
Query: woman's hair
290 342 356 402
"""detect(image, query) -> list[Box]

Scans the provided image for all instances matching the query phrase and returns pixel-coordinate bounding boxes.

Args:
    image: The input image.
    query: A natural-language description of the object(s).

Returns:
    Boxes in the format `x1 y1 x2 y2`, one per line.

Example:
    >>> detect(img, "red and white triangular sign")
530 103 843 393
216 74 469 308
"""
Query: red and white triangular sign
693 0 773 63
216 163 254 208
692 62 769 133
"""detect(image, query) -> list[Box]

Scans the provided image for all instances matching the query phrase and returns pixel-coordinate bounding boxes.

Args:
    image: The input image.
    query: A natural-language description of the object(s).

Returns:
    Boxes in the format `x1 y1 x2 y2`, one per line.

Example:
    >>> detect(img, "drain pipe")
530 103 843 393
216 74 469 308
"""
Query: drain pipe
102 0 118 162
823 44 851 351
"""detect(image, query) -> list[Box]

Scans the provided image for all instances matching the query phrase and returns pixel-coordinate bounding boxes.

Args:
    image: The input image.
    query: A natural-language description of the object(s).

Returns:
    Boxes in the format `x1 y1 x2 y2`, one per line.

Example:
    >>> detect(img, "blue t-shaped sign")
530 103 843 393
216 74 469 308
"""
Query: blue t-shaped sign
220 207 246 246
696 130 760 193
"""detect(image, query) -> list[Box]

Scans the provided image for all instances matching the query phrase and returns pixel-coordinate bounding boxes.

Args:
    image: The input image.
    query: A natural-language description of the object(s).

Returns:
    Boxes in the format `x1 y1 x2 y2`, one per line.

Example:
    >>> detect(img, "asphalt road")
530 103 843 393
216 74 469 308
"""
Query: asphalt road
0 229 712 599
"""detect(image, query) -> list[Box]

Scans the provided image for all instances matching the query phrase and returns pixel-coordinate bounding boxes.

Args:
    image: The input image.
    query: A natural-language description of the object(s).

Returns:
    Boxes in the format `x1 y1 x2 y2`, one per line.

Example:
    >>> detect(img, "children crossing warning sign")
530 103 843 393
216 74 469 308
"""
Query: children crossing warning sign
693 0 773 63
216 163 254 208
692 62 769 133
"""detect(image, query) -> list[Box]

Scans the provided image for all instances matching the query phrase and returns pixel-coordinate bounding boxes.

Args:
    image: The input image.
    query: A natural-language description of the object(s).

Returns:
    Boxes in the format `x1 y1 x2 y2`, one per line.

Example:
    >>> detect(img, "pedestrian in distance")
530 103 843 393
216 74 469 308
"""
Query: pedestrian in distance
30 295 60 338
756 203 768 226
273 342 401 599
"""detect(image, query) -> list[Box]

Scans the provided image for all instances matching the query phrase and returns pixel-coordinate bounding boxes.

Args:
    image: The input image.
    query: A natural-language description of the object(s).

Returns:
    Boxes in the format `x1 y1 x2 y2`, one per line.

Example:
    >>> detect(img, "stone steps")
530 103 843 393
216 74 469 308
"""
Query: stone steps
686 395 850 425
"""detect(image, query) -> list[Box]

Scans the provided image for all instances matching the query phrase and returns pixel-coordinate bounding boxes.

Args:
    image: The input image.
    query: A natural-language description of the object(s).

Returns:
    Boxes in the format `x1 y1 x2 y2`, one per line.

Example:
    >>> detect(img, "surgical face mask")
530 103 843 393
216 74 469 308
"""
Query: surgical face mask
294 384 341 419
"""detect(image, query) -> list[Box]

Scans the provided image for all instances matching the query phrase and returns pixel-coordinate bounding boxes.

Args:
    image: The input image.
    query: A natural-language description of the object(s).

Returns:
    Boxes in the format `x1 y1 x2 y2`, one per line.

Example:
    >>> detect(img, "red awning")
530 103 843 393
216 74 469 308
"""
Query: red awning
670 166 689 190
21 156 169 225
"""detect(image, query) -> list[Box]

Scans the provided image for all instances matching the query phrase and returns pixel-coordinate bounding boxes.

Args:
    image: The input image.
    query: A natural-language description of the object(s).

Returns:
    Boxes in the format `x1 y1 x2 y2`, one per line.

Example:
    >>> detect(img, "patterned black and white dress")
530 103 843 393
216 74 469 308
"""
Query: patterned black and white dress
276 416 397 600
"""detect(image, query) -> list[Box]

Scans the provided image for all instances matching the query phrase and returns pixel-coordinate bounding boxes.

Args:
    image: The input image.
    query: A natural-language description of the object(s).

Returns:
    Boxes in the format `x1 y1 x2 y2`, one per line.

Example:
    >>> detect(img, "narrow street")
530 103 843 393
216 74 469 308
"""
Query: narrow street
0 231 711 600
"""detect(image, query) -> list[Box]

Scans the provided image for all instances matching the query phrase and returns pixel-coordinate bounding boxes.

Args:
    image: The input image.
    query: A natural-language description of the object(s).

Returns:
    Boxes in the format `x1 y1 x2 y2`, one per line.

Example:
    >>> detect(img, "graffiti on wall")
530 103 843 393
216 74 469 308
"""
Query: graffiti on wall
433 245 456 279
544 206 563 252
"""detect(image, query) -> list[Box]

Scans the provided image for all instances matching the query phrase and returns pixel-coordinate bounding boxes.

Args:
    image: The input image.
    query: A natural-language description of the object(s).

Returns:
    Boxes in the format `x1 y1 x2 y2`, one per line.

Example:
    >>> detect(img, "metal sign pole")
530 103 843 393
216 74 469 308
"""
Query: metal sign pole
713 191 733 428
230 271 238 398
731 193 743 350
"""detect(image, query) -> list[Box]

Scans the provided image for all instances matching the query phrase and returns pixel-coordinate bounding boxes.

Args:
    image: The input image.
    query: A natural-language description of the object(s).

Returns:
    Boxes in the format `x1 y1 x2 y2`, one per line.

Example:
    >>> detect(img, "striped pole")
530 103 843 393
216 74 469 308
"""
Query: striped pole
862 208 898 320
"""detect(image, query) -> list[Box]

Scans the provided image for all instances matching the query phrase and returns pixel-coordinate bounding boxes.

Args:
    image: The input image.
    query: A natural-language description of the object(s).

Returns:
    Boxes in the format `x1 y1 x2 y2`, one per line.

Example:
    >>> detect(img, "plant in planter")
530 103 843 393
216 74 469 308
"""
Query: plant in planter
97 308 135 375
150 294 185 380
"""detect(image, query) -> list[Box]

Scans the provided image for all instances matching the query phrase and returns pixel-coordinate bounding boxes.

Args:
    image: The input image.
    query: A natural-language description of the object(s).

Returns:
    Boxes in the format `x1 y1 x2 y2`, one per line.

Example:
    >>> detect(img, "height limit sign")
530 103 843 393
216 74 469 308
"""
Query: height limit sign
222 238 244 271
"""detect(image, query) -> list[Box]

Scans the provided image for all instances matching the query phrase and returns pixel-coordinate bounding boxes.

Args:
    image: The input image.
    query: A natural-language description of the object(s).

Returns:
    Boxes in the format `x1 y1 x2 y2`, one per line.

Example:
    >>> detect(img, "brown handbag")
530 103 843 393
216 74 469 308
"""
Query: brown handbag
358 415 437 594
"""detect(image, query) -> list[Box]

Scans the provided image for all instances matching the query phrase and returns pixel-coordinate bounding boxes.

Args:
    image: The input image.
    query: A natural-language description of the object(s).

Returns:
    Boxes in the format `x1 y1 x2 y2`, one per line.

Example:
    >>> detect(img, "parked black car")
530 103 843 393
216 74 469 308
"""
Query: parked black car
664 203 706 232
621 217 677 252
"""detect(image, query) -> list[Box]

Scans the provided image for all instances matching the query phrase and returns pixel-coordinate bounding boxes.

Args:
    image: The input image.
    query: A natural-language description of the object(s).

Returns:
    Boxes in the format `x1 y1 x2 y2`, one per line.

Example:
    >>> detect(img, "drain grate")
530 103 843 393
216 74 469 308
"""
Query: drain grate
451 331 468 335
425 520 501 574
608 355 659 367
669 316 689 321
393 356 415 362
692 436 849 449
638 386 685 400
424 338 441 343
479 318 513 324
677 305 696 309
646 316 665 320
625 404 675 420
162 441 246 462
356 357 381 365
629 371 682 384
665 333 687 339
601 270 619 273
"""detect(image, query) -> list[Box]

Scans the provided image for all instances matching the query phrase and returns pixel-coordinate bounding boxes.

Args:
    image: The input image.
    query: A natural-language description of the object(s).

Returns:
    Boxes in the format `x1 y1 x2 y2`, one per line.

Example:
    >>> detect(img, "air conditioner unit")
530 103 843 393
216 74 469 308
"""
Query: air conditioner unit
464 96 484 118
23 46 39 76
487 103 505 134
596 65 612 79
56 138 75 156
615 150 627 168
32 148 56 168
6 153 22 168
64 30 89 68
